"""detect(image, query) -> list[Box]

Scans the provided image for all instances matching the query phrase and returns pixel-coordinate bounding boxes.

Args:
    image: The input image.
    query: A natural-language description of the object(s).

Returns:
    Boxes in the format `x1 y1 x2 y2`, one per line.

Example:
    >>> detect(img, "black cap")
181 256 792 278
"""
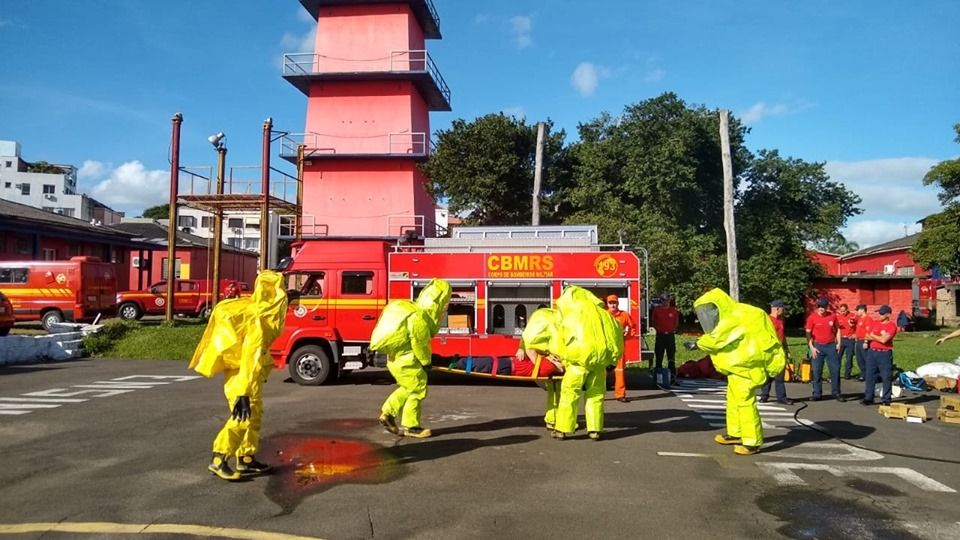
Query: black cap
816 298 829 308
770 300 785 308
877 304 892 315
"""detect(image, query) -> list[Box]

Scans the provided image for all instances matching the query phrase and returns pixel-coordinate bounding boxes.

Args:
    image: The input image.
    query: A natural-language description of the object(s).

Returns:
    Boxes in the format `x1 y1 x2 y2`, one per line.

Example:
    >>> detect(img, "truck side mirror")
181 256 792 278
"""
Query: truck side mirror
275 257 293 272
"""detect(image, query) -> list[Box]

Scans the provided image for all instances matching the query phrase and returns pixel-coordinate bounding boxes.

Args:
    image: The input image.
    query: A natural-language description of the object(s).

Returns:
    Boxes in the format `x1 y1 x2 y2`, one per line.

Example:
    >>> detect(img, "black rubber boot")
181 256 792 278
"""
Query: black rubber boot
236 455 272 475
208 453 241 481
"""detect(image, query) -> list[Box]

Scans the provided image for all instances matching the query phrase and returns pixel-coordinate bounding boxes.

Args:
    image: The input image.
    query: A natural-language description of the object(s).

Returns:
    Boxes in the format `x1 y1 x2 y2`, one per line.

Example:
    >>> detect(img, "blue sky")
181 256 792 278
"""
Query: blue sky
1 1 957 247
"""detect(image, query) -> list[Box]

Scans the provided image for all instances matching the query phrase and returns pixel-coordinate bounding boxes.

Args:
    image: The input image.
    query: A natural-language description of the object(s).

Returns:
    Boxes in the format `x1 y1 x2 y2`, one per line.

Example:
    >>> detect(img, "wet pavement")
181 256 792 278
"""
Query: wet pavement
0 359 958 539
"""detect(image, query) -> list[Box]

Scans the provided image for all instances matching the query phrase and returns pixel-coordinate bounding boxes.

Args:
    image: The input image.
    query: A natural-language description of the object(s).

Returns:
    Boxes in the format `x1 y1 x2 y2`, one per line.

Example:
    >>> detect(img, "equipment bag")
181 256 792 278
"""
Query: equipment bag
799 359 813 383
783 361 796 382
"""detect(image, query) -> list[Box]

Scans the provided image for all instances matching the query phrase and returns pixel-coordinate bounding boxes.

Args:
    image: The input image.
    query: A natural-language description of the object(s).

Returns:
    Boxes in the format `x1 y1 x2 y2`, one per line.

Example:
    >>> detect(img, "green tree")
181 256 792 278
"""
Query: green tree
141 204 170 219
912 123 960 275
420 114 570 225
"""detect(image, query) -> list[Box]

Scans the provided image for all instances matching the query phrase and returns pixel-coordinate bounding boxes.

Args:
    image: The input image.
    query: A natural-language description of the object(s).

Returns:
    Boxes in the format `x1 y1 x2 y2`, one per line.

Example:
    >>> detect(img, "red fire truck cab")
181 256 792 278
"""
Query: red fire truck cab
271 226 648 385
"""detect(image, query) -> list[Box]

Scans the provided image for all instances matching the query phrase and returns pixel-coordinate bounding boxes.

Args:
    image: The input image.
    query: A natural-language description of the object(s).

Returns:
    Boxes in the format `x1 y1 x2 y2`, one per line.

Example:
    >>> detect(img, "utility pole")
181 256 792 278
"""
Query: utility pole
719 110 739 301
260 117 272 271
531 122 545 226
164 113 182 324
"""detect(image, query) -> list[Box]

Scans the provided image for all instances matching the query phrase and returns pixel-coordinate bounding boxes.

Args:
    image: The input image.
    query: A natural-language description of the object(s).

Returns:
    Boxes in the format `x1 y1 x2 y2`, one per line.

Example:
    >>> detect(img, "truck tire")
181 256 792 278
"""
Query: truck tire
41 309 64 331
0 327 9 337
289 345 334 386
118 302 142 321
198 304 213 320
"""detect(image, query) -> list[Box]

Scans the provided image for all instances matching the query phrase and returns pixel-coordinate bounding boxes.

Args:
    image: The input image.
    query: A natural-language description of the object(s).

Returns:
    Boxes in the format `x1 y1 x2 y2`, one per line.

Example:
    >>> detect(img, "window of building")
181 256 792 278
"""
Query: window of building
897 266 915 276
228 218 243 229
228 237 242 248
14 235 30 255
178 215 196 228
245 218 260 230
42 206 55 213
341 271 374 295
201 216 213 229
4 161 11 168
0 268 29 283
42 248 57 260
3 182 10 188
242 238 259 251
42 184 55 194
279 215 295 237
20 184 30 196
160 257 182 279
60 208 75 217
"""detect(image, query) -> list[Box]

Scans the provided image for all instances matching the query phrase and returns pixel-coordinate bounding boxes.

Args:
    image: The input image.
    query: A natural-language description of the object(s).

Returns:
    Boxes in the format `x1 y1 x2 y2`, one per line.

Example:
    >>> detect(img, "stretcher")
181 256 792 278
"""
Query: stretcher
430 354 563 381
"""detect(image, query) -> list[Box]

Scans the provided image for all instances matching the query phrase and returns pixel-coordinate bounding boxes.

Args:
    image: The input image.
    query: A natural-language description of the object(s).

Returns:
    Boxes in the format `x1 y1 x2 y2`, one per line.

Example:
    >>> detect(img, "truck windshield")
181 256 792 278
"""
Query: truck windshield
287 272 324 298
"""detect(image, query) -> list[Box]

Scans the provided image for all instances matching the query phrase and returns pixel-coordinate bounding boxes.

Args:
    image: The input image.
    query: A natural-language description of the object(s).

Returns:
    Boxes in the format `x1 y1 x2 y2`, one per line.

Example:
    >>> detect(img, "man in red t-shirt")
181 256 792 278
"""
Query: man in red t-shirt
607 294 637 402
451 355 560 377
836 304 858 380
651 294 679 386
759 300 792 404
863 305 897 405
805 298 845 401
853 304 871 382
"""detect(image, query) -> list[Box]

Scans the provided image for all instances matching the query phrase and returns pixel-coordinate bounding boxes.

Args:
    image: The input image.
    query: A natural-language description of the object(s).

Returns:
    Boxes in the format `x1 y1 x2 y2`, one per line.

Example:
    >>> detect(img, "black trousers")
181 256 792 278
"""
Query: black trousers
654 332 676 371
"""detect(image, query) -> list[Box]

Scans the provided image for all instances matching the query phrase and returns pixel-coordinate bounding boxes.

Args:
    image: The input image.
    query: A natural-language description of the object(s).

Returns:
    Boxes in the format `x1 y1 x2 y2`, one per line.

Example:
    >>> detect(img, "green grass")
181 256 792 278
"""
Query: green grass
88 318 207 361
663 329 960 374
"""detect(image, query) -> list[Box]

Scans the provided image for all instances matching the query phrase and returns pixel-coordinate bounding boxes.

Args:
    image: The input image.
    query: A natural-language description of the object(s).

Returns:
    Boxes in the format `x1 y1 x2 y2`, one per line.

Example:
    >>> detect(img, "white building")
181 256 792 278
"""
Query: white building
163 206 282 268
0 140 123 225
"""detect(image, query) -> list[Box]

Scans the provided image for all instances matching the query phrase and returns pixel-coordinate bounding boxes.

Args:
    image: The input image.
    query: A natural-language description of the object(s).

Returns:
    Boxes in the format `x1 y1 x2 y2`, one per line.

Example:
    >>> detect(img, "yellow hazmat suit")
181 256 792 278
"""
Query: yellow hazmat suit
554 286 625 438
370 278 451 436
520 307 565 429
189 270 288 478
693 288 785 451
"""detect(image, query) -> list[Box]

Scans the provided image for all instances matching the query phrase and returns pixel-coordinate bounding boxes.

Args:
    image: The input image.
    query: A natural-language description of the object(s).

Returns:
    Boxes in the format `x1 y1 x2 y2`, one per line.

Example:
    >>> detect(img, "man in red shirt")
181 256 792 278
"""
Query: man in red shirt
853 304 871 382
759 300 793 404
805 298 846 401
651 294 679 386
836 304 858 380
862 305 897 405
606 294 637 402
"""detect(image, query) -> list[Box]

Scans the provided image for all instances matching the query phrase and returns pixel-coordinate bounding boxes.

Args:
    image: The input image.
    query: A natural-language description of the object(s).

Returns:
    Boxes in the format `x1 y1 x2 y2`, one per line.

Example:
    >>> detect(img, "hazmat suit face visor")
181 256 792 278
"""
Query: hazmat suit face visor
695 303 720 334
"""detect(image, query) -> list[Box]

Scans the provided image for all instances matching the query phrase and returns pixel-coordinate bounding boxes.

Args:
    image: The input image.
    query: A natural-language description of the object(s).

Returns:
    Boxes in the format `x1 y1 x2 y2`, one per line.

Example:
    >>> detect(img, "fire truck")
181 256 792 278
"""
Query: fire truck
271 225 649 385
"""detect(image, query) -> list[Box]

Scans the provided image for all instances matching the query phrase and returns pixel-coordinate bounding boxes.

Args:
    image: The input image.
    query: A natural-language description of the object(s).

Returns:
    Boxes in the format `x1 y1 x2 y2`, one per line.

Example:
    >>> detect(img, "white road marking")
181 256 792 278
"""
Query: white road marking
0 397 87 403
649 416 688 424
657 452 713 458
0 522 325 539
757 462 956 492
0 403 61 409
762 442 883 461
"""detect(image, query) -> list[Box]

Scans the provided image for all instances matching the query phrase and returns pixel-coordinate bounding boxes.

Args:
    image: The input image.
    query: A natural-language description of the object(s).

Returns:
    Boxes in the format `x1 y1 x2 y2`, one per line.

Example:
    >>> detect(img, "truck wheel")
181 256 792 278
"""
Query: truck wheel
198 304 213 320
41 310 64 331
0 327 9 337
289 345 334 386
118 302 142 321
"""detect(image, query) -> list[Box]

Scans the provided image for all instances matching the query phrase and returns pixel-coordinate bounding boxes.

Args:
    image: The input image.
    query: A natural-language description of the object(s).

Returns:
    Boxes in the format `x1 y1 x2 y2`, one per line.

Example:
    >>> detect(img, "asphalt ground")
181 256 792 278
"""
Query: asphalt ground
0 359 958 540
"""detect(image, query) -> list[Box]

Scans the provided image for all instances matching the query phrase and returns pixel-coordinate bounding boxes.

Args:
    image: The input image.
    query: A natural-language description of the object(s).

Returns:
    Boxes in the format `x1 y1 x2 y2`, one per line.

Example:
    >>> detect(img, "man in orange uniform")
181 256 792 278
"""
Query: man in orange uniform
606 294 637 402
651 294 679 386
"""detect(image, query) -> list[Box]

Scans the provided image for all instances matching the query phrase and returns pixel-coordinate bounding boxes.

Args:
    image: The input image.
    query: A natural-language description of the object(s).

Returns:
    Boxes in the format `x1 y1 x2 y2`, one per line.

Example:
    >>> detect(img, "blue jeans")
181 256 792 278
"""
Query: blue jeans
811 342 841 398
854 339 868 379
864 349 893 404
839 337 856 377
759 368 786 401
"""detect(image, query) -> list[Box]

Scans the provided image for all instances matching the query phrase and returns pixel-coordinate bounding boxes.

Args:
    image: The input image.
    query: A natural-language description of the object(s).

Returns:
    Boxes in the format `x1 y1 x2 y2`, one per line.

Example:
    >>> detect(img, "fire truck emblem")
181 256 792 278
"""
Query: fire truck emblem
594 255 618 278
55 273 67 285
294 305 308 318
155 298 165 307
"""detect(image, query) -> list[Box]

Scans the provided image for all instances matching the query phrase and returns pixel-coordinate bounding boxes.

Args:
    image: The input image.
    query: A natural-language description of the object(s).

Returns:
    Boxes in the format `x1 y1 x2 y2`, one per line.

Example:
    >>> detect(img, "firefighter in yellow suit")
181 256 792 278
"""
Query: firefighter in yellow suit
689 288 785 455
554 286 624 441
519 307 566 430
371 278 451 438
189 270 288 480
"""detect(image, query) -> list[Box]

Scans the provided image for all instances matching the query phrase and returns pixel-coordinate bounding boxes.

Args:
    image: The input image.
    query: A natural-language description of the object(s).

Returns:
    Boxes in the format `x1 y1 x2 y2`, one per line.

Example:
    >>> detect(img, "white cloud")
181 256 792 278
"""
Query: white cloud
843 220 923 249
500 106 526 119
739 102 790 124
89 161 169 215
78 160 110 180
571 62 610 97
296 8 315 24
827 157 945 247
509 15 533 49
281 26 316 54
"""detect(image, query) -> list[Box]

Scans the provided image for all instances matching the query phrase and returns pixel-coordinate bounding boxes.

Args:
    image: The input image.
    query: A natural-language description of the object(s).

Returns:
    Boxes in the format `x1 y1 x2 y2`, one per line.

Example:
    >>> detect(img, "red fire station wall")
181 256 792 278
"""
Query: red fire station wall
838 249 923 275
128 248 257 290
301 160 433 236
313 4 424 70
809 251 840 274
811 278 914 315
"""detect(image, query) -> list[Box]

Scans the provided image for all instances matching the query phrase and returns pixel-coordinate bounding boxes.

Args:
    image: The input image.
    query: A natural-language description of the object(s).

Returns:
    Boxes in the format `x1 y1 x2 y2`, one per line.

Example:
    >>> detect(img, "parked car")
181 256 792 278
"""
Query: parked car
116 279 247 321
0 291 14 336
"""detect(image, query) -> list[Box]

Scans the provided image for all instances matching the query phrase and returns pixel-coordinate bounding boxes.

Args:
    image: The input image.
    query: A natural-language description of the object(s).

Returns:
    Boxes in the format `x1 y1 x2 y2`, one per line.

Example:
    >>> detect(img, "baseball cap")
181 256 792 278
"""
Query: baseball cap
770 300 785 308
855 304 867 311
877 305 892 315
606 294 619 303
816 298 829 308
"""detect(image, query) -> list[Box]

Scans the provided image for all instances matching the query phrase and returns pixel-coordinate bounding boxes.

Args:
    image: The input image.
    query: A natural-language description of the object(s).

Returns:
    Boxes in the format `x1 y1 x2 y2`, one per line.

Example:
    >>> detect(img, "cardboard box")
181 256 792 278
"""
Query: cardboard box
446 314 471 329
878 403 928 422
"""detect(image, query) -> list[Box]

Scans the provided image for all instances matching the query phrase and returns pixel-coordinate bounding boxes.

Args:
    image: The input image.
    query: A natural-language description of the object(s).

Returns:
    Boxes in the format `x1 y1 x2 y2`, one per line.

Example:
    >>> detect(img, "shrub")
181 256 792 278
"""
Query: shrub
83 319 136 357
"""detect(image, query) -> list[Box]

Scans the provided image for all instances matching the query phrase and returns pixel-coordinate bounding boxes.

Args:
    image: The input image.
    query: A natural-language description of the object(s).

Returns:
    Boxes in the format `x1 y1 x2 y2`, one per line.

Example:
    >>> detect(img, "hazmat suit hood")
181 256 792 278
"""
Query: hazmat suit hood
555 286 624 368
693 288 785 385
415 278 452 333
521 307 564 359
189 270 289 379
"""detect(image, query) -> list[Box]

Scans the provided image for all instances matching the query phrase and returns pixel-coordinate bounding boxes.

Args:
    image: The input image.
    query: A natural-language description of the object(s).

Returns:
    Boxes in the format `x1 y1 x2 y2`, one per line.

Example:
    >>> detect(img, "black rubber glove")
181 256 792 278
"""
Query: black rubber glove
683 340 699 351
231 396 251 422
